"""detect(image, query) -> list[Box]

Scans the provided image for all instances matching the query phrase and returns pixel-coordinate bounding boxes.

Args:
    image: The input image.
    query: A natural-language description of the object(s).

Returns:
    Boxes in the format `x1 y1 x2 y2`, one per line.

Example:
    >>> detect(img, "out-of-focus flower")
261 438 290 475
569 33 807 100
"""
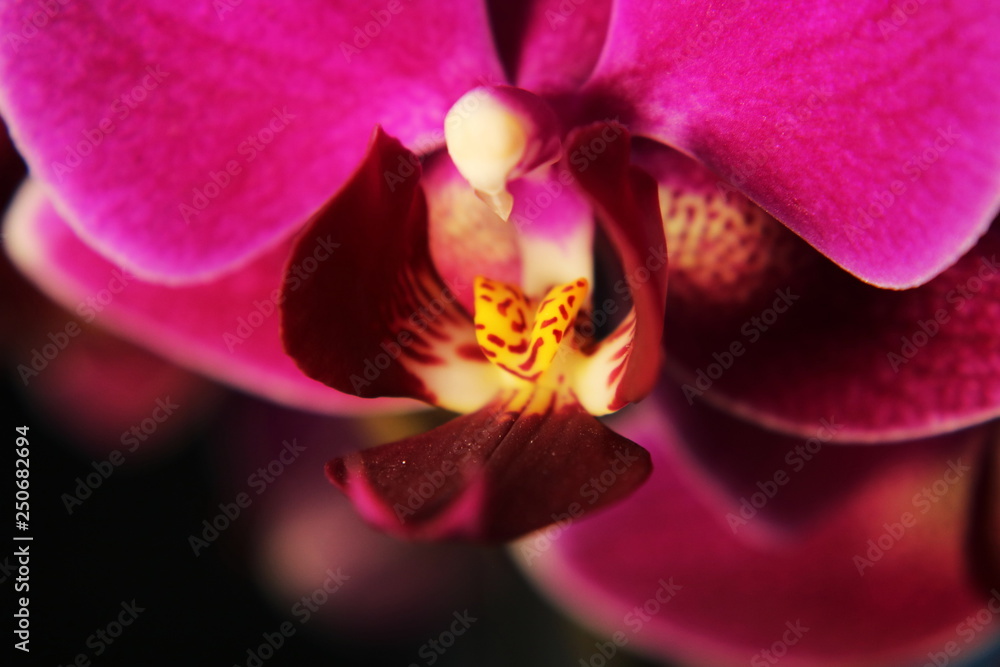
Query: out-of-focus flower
516 389 1000 667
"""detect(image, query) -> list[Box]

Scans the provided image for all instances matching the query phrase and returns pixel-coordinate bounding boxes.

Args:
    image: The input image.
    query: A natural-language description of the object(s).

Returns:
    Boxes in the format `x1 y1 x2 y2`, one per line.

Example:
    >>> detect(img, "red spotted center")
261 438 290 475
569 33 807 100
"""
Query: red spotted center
472 276 588 382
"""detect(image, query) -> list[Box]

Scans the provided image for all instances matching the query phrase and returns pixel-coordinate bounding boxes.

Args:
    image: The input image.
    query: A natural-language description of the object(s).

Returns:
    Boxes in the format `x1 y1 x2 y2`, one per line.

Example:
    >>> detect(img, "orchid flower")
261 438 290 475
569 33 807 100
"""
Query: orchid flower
278 108 665 540
2 0 1000 663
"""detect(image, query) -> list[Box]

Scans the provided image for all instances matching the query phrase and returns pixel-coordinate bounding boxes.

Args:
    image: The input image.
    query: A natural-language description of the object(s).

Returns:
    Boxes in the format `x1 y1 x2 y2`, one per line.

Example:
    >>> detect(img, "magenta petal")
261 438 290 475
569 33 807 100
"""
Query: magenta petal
5 181 412 414
589 1 1000 287
327 393 651 542
281 128 499 414
567 123 668 409
0 1 505 281
667 222 1000 441
488 0 612 94
520 397 998 666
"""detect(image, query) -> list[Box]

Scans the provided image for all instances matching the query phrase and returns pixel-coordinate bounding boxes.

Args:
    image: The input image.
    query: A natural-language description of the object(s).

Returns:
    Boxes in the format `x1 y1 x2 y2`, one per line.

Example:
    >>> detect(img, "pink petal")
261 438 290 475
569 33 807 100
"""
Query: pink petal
566 123 668 410
5 180 411 415
665 218 1000 442
587 0 1000 287
0 1 505 282
327 391 651 542
487 0 613 94
280 128 500 414
519 394 999 666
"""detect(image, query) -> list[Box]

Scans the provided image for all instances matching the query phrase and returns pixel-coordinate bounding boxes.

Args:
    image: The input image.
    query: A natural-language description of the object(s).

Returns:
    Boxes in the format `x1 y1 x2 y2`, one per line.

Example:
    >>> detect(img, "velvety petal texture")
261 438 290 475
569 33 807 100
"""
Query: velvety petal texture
519 390 999 666
281 128 499 414
327 389 651 541
5 181 411 414
664 217 1000 442
0 0 505 281
589 0 1000 287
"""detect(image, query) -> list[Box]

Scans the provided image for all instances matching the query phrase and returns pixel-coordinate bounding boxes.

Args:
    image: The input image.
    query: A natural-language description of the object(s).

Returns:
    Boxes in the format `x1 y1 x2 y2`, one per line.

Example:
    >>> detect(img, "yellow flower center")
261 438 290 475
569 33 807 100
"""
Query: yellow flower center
473 276 588 383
